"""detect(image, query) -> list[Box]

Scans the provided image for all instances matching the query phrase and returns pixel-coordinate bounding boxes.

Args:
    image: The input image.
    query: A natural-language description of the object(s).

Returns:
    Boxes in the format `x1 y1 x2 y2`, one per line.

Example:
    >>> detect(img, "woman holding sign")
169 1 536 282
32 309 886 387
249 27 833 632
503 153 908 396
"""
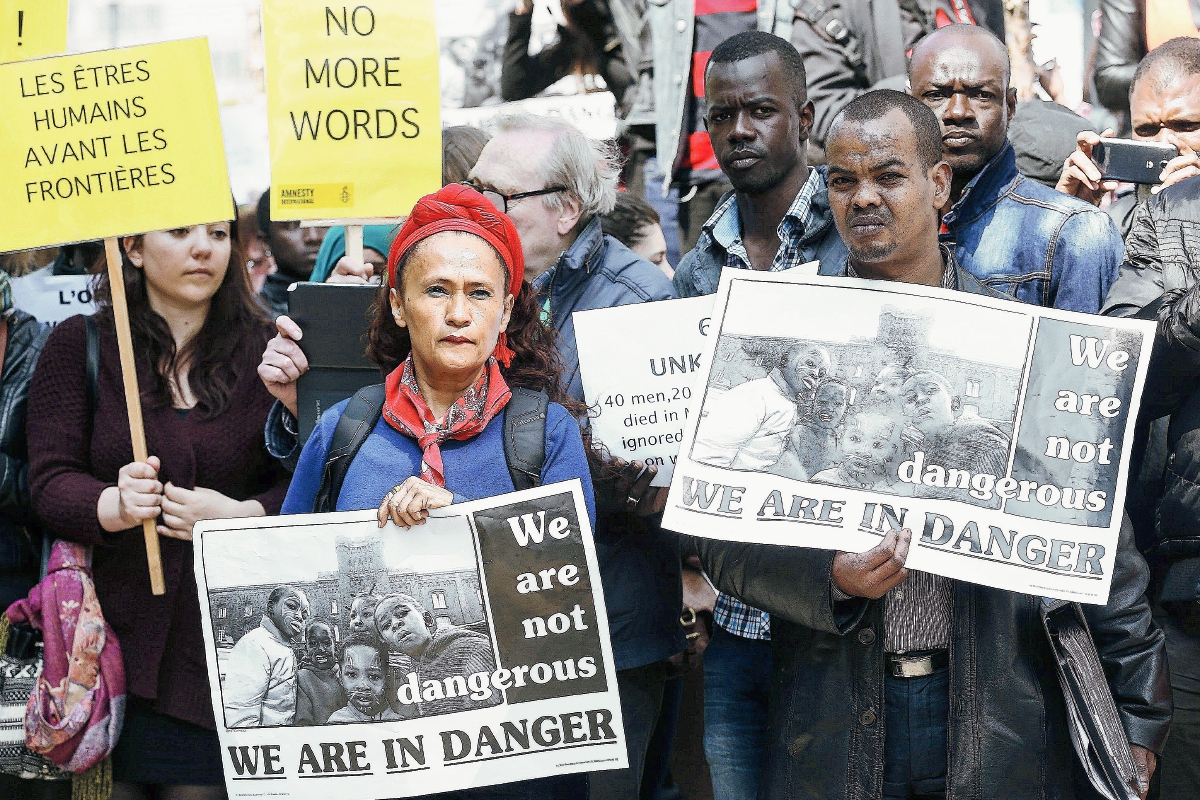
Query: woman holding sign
27 221 290 796
275 184 592 798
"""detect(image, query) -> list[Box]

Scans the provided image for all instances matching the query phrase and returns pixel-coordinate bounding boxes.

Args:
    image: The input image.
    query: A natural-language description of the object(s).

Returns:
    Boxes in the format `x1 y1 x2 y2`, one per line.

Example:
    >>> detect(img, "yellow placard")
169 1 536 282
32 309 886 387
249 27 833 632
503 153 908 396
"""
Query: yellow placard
0 39 233 252
262 0 441 221
0 0 68 63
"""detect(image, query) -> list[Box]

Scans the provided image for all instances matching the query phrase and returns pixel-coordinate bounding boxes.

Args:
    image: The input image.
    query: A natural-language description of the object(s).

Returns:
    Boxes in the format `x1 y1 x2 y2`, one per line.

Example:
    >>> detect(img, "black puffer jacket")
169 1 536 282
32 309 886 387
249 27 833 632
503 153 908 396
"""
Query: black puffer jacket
1107 176 1200 599
0 310 50 608
1094 0 1200 116
500 1 634 106
689 258 1170 798
693 515 1169 799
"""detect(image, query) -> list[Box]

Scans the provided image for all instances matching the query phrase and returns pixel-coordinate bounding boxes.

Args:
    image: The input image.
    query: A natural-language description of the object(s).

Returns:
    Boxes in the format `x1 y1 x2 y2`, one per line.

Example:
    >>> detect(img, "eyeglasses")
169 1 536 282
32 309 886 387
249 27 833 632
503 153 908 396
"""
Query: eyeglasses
461 182 569 214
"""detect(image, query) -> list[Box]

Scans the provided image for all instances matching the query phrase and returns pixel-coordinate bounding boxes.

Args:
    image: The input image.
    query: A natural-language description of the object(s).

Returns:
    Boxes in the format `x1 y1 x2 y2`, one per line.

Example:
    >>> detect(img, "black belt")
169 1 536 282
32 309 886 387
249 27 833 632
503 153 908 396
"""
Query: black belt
886 650 949 678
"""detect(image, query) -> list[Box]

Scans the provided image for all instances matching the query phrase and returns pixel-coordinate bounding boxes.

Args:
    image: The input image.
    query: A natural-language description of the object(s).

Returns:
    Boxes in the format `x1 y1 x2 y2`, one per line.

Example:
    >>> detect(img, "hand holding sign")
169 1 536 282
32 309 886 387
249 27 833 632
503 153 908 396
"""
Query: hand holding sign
832 527 911 599
1 40 233 594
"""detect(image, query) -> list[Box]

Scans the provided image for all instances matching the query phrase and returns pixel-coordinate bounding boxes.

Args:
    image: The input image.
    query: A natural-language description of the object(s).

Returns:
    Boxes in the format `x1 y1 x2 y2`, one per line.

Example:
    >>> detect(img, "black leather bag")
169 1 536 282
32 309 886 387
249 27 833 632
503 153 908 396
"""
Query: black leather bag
1041 598 1140 800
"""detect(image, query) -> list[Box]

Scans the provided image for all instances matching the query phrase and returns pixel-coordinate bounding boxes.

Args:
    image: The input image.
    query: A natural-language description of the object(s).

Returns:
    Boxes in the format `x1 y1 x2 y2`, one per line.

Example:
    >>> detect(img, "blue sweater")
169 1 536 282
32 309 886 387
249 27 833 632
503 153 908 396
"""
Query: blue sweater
281 399 596 525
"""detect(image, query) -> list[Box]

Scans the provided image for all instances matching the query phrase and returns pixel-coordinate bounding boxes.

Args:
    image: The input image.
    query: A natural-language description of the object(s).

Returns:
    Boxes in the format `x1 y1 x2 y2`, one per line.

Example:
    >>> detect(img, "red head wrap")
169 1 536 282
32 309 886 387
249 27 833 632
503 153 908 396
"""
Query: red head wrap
387 184 525 366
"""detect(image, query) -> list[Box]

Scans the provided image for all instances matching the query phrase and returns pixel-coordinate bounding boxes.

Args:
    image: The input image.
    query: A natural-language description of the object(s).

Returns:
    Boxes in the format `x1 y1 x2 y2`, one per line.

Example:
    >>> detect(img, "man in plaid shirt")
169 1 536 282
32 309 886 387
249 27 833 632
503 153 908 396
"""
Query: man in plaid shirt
671 31 846 800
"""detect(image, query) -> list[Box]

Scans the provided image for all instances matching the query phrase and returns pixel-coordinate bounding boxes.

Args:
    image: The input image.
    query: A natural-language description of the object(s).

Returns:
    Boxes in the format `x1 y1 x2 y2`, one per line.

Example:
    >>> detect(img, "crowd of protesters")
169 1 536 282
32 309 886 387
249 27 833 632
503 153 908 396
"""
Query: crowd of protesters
2 3 1200 800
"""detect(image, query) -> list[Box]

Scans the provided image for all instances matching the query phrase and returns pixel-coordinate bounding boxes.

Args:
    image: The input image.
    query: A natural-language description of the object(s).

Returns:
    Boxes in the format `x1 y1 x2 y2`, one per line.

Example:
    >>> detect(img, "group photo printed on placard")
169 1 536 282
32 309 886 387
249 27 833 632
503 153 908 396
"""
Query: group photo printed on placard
195 483 627 800
662 270 1155 605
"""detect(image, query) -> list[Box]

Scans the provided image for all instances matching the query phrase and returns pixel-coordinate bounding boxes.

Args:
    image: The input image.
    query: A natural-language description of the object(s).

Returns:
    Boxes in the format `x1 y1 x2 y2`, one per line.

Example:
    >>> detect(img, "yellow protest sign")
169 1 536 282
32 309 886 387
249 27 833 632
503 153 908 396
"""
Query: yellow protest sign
0 38 233 252
0 0 68 63
262 0 441 221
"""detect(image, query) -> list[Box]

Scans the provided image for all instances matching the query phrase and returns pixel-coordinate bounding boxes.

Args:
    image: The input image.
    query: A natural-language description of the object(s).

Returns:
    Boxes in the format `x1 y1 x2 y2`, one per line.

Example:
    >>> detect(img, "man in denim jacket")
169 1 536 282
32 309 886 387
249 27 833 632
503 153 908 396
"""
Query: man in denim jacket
908 25 1124 313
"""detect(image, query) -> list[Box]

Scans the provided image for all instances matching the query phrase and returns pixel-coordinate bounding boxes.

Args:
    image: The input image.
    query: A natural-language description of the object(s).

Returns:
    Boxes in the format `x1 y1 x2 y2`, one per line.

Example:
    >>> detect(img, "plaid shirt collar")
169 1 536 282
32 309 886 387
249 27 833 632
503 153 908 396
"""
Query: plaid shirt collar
700 167 825 273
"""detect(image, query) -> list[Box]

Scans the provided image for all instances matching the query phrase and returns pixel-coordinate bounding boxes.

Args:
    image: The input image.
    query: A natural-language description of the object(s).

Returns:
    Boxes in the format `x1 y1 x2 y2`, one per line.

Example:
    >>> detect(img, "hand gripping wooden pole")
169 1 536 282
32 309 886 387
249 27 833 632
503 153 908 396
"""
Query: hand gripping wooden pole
103 237 166 596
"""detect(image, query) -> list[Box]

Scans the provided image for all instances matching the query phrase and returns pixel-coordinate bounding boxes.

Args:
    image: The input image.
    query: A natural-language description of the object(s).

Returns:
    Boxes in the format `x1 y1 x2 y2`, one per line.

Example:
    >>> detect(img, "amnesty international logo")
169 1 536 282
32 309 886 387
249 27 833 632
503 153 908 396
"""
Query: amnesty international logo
277 183 354 208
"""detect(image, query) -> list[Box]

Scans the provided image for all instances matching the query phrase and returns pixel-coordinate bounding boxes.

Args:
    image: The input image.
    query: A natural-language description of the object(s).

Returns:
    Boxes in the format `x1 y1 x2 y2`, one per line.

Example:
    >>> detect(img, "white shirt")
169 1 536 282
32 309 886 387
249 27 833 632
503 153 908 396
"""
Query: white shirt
223 618 297 728
692 377 797 470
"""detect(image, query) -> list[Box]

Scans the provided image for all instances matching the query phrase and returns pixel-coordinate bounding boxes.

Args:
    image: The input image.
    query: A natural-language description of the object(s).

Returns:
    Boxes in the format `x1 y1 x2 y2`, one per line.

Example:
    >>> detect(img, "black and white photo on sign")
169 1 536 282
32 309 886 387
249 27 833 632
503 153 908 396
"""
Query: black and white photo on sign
691 279 1032 508
195 485 627 800
205 517 499 730
663 271 1156 604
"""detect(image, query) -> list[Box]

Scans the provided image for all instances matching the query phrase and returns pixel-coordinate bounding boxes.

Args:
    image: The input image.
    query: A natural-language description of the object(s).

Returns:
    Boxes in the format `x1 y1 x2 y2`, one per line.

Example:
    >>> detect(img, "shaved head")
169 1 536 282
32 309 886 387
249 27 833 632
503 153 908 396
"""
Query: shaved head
1131 36 1200 97
909 24 1011 88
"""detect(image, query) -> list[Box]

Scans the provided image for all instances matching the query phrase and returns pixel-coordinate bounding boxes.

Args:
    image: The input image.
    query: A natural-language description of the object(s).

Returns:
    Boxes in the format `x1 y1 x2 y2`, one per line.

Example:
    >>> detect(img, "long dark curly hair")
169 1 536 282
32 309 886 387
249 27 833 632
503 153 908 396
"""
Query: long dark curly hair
93 222 272 418
366 238 571 404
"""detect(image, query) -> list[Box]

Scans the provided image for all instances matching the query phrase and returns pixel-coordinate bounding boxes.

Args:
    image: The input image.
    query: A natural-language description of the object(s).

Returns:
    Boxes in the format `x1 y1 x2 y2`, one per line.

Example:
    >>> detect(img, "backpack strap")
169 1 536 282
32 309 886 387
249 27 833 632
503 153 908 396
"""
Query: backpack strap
504 388 549 491
84 315 99 412
313 383 387 513
314 384 548 512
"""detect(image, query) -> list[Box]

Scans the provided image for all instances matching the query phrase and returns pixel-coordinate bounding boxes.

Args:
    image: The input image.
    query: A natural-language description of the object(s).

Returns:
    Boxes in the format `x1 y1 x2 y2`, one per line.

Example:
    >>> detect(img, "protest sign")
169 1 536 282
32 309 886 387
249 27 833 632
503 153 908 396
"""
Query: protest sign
442 92 618 140
662 269 1156 604
0 0 67 63
195 481 626 799
0 38 233 252
261 0 441 222
575 296 714 486
2 38 233 595
12 265 96 325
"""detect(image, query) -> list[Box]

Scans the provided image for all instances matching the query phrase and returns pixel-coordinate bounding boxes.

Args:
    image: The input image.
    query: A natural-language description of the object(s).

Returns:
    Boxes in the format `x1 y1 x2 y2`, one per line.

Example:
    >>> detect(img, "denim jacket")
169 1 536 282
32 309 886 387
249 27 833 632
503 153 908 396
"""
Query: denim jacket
942 142 1124 313
533 216 676 402
672 167 849 297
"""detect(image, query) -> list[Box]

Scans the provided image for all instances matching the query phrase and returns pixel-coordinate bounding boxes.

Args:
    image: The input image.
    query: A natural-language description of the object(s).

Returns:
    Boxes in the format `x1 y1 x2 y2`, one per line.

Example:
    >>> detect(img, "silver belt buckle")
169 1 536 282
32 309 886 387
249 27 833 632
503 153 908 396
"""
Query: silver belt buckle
889 654 934 678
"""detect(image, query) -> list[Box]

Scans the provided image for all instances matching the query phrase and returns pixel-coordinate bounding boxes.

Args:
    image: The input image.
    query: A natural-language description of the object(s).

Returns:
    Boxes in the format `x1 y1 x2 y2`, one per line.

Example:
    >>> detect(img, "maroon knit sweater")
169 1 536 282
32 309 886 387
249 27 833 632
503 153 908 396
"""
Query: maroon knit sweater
27 314 290 729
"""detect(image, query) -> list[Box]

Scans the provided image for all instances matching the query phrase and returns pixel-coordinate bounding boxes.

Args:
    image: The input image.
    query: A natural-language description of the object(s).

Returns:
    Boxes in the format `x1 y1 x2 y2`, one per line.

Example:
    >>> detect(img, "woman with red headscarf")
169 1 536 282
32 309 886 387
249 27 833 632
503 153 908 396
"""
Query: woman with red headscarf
276 186 592 798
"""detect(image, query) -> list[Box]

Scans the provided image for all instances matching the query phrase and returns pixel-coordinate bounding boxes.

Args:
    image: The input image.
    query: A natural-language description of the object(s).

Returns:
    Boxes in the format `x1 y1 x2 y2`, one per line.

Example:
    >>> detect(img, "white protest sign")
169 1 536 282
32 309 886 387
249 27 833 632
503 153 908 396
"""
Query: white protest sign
12 265 95 324
575 296 714 486
662 269 1155 605
441 92 617 139
196 481 626 799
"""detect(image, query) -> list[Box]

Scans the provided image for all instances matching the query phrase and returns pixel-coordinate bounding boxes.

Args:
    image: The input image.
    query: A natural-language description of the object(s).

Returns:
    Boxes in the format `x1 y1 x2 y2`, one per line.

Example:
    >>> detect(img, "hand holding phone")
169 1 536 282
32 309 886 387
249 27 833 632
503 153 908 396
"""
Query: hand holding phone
1151 133 1200 195
1091 139 1179 184
1056 129 1119 206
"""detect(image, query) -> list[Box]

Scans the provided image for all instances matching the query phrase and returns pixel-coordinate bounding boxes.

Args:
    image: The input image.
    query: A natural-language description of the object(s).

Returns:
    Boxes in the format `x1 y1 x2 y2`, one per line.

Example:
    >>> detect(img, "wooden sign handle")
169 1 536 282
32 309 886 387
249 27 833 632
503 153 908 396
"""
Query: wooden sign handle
345 224 364 267
103 237 166 596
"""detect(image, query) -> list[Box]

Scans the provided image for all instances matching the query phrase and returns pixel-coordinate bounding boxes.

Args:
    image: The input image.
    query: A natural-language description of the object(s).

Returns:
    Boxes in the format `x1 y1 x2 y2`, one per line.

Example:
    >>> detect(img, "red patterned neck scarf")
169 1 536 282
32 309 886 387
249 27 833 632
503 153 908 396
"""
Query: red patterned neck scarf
382 355 512 487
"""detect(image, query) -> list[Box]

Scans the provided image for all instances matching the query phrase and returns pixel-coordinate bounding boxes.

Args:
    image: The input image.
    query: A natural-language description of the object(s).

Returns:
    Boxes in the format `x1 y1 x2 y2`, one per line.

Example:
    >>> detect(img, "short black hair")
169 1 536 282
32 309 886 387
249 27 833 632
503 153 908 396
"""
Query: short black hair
340 632 387 666
304 619 331 641
831 90 945 168
707 31 807 105
267 584 296 609
256 188 271 237
1131 36 1200 98
601 192 660 249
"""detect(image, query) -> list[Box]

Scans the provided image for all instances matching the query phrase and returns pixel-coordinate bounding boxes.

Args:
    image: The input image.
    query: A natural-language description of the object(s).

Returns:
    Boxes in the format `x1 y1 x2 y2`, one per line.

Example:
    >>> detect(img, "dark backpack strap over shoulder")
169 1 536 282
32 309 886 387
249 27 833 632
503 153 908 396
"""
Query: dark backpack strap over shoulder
314 383 387 513
504 388 549 491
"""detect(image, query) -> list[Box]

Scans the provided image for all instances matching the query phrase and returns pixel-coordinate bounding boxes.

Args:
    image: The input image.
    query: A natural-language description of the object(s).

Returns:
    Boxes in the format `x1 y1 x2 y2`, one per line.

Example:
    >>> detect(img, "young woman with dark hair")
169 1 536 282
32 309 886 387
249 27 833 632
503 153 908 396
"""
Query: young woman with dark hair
271 184 591 799
27 221 291 799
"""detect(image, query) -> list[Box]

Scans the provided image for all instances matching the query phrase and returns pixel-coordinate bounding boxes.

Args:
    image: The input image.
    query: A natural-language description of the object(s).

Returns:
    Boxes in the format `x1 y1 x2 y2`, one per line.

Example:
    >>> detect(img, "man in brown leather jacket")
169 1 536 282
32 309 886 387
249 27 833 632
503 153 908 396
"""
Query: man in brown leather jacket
689 89 1171 800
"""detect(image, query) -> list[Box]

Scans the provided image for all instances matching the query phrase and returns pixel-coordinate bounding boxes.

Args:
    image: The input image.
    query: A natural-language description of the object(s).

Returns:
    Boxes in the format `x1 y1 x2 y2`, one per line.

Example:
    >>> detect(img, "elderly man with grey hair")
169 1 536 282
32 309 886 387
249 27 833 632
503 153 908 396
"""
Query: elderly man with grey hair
466 113 677 399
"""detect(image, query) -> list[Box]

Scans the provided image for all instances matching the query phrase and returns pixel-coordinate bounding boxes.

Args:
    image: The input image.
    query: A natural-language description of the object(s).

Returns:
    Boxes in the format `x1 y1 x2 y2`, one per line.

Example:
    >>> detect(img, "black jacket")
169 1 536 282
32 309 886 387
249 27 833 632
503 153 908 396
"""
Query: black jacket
689 257 1170 798
1094 0 1200 116
500 3 635 105
1106 176 1200 600
0 310 50 605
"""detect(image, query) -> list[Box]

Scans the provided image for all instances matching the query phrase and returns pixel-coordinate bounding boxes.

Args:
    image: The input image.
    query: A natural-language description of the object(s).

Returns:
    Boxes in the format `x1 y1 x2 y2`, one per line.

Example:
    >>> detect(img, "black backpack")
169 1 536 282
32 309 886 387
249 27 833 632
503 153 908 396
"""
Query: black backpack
312 383 549 513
